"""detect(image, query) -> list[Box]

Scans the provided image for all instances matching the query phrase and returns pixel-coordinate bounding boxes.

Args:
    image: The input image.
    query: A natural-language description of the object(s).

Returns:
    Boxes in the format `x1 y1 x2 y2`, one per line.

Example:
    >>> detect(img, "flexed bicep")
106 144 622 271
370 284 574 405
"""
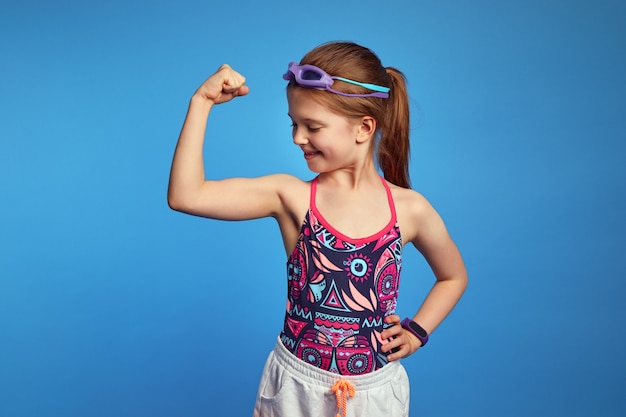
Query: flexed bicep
170 174 288 220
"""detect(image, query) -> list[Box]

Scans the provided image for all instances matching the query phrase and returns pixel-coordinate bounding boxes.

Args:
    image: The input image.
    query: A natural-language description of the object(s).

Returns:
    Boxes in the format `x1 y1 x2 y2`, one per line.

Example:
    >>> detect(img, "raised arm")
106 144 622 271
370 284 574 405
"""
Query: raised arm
168 65 284 220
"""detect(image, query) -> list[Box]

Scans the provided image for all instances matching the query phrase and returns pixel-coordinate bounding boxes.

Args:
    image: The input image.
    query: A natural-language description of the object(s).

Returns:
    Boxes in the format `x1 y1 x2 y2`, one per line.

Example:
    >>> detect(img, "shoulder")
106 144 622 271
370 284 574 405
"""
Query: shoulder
388 183 446 245
231 173 309 198
389 183 435 217
268 173 311 200
267 173 311 220
270 173 310 188
246 173 311 214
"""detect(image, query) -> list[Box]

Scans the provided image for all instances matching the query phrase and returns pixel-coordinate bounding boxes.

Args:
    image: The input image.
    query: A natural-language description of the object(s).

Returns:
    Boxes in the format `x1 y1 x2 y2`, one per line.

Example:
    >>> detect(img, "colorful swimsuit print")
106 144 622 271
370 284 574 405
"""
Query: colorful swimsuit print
280 176 403 375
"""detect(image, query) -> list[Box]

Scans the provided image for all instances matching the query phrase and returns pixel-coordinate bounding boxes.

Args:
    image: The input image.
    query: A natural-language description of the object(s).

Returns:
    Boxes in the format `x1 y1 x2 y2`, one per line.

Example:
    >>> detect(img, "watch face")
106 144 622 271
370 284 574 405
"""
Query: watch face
409 321 428 338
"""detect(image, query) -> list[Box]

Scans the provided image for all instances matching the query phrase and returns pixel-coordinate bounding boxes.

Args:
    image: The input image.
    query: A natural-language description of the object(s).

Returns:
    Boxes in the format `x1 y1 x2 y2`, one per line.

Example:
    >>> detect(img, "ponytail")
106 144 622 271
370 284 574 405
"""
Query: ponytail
378 67 411 189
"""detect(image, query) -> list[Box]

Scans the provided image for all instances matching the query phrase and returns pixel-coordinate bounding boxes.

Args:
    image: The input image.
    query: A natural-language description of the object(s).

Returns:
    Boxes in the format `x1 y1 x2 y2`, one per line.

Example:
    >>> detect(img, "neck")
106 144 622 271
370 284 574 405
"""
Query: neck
317 159 381 191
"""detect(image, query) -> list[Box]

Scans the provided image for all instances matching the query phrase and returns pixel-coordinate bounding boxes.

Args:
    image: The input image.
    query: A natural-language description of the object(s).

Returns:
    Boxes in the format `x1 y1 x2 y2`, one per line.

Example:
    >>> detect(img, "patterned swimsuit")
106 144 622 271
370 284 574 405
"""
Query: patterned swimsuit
280 176 403 375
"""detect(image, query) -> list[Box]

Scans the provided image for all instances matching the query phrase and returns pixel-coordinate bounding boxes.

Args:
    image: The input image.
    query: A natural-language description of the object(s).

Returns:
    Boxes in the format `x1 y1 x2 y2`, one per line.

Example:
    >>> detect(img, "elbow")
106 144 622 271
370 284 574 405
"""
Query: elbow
167 196 181 212
167 190 189 213
458 270 469 294
461 273 469 292
167 190 205 216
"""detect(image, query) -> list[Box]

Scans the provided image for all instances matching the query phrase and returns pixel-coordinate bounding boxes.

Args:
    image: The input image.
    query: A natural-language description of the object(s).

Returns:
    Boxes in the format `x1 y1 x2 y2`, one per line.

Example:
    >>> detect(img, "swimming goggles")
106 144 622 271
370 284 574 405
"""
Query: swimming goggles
283 62 390 98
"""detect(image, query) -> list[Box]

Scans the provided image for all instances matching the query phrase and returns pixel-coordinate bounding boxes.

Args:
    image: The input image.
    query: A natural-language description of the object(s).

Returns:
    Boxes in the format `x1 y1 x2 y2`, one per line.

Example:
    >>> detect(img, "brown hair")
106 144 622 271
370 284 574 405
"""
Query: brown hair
287 42 411 188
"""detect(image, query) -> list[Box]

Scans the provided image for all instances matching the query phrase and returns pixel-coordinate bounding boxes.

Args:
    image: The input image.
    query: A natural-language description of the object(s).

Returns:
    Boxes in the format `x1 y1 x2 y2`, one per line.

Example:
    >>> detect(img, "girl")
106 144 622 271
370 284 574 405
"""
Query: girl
168 42 467 417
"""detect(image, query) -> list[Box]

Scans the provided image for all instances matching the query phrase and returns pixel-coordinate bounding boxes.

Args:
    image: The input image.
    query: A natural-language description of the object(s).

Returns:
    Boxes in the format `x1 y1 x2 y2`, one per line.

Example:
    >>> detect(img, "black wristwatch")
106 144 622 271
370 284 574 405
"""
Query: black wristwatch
401 318 429 347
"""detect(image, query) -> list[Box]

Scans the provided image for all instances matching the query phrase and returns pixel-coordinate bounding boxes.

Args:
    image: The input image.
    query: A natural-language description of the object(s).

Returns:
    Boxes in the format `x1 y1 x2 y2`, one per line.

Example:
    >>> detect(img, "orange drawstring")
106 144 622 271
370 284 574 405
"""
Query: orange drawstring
331 379 355 417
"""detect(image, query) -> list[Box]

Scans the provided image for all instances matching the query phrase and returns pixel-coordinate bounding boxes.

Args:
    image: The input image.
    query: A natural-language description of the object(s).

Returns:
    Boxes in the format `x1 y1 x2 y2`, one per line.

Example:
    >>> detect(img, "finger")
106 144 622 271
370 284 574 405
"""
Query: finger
387 345 410 362
385 314 401 325
223 83 249 97
384 337 408 359
381 324 401 340
222 71 245 88
386 314 400 321
235 85 250 96
381 332 404 353
381 317 402 337
212 64 244 89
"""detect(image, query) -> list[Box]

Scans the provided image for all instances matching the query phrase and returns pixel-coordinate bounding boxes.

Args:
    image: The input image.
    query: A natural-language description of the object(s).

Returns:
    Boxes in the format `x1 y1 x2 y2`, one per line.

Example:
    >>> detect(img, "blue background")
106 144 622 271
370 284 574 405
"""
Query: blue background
1 1 625 416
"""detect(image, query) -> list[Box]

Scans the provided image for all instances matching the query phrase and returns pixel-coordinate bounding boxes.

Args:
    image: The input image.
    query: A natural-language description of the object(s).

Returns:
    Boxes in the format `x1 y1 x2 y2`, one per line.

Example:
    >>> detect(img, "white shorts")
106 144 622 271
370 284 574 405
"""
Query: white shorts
253 338 410 417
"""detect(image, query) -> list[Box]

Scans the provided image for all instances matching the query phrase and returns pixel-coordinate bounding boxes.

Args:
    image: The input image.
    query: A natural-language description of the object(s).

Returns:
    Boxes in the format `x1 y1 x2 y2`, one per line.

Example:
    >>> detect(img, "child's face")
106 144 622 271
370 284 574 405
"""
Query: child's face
287 88 364 174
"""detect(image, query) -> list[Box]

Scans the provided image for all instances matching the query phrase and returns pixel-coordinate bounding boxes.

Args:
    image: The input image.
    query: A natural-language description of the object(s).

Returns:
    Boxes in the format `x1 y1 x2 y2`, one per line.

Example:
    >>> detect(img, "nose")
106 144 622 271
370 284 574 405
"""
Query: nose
292 126 308 146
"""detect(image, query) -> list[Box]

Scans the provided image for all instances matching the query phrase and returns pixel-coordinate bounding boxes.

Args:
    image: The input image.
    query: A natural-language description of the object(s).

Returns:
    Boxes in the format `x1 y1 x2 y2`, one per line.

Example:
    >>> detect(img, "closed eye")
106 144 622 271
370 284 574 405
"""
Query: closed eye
290 123 321 133
288 113 323 133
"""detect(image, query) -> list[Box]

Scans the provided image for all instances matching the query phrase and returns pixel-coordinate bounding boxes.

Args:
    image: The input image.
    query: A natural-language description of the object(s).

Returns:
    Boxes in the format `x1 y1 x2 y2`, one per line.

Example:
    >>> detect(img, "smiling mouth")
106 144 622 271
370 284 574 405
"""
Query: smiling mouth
303 150 321 160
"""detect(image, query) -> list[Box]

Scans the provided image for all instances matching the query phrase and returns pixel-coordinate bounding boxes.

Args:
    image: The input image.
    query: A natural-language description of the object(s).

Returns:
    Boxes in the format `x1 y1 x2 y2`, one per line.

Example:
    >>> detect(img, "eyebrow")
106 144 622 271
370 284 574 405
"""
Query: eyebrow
287 113 324 124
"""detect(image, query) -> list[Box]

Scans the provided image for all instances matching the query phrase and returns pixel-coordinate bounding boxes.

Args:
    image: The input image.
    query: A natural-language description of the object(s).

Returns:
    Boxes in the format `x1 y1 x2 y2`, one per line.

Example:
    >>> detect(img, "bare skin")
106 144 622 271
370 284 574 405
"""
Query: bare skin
168 64 468 362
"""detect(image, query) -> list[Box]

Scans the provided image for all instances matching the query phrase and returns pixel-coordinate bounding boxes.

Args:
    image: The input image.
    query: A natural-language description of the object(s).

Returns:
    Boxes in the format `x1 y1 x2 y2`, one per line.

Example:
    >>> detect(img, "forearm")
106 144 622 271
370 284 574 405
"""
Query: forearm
381 274 466 360
168 95 214 209
412 274 467 335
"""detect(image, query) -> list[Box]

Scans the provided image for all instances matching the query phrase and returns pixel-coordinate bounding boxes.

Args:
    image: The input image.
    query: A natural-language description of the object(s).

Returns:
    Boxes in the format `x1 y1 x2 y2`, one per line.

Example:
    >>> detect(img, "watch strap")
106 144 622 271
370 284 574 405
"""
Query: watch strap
401 317 429 347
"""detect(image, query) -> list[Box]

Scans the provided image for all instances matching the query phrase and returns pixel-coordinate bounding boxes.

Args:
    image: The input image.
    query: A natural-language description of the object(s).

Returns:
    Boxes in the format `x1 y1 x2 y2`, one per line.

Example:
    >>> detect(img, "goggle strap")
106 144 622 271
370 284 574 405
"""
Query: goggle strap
334 76 391 94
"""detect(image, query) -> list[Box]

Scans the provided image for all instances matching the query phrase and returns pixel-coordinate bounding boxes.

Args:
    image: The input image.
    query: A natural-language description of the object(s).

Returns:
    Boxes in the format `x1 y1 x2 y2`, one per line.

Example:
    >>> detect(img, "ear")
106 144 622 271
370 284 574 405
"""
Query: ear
355 116 376 144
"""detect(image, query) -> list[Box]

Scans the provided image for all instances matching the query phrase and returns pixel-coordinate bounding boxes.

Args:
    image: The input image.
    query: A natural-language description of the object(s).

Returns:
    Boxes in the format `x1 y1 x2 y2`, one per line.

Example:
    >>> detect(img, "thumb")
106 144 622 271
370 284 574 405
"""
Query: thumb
231 84 250 97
